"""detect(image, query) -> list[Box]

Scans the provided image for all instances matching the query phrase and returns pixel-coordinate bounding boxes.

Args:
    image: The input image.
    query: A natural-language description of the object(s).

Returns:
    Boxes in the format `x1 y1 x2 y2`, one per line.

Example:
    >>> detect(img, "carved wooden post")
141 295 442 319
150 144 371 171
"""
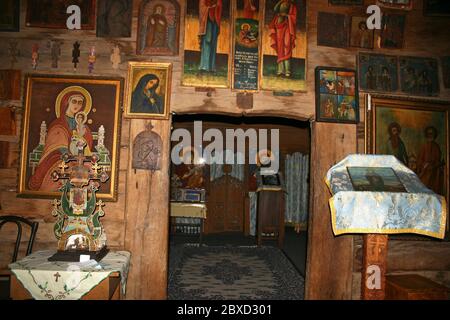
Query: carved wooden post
361 234 388 300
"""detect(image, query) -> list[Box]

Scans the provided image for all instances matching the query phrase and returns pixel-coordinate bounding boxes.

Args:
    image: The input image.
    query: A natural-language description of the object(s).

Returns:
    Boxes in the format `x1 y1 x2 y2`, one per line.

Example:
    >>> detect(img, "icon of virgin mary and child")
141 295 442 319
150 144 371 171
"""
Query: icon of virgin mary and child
29 87 94 192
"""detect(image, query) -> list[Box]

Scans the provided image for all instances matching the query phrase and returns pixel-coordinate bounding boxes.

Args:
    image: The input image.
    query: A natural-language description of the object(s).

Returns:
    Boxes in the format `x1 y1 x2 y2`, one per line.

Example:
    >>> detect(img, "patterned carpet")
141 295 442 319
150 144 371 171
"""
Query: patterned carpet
168 245 304 300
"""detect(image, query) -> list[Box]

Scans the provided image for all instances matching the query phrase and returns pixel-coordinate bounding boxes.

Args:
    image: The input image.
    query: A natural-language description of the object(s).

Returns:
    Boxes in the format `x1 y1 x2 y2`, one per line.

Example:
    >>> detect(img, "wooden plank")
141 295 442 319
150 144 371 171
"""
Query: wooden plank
124 118 171 300
361 234 388 300
305 122 356 299
354 238 450 272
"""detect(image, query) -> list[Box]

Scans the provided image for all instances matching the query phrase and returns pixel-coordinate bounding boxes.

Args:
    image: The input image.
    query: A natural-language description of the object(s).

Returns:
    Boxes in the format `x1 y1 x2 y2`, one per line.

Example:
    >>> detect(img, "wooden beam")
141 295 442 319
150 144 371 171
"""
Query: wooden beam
361 234 388 300
305 122 356 299
123 118 171 300
0 135 18 143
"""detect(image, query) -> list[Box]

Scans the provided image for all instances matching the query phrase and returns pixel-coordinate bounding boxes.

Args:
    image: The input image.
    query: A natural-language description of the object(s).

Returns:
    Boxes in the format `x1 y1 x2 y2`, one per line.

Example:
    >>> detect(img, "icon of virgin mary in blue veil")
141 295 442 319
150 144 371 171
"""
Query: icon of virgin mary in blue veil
131 74 164 114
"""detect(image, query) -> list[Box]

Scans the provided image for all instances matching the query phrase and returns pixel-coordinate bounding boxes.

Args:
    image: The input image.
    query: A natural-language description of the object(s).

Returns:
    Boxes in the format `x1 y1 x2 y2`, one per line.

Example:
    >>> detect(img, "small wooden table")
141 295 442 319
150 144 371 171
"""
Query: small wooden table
11 271 121 300
8 250 130 300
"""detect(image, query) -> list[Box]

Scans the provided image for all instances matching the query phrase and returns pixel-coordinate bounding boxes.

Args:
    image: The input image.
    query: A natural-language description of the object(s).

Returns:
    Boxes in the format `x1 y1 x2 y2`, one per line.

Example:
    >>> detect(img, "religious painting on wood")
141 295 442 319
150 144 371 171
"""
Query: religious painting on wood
26 0 96 29
261 0 307 92
317 12 349 48
347 167 407 192
132 124 162 171
424 0 450 16
96 0 133 38
232 0 261 91
0 0 20 32
182 0 232 88
380 14 406 49
0 69 21 100
367 96 449 202
349 16 374 49
18 75 123 201
399 56 440 97
328 0 363 4
137 0 180 56
377 0 412 10
442 56 450 89
358 53 398 93
124 62 172 119
315 66 359 124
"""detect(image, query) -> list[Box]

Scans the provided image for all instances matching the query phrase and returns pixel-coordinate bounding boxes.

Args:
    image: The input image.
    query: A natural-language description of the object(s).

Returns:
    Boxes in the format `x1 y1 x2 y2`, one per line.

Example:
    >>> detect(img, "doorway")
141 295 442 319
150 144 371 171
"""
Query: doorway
167 114 310 299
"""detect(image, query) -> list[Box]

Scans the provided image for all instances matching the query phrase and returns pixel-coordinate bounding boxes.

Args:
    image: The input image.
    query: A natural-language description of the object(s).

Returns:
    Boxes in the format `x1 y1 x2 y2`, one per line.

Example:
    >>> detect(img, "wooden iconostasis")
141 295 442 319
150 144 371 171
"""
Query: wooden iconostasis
170 115 310 234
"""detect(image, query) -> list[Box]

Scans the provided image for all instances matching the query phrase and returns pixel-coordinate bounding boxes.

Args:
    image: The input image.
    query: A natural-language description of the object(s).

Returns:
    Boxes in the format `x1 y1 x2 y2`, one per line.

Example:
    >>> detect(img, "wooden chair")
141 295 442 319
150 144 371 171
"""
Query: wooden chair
0 215 39 300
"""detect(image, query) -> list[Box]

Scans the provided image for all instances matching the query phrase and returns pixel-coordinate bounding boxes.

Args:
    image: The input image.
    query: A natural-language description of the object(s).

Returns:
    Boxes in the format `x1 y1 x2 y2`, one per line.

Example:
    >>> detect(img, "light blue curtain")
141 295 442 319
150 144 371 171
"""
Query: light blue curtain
284 152 309 225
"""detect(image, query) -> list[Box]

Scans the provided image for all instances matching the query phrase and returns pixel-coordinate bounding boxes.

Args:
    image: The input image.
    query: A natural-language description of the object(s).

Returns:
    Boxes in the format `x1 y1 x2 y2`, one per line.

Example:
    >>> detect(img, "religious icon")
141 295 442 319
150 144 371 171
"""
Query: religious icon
380 14 406 49
399 56 439 97
97 0 133 38
0 0 20 32
350 16 374 49
316 66 359 124
124 62 172 119
137 0 180 56
347 167 407 192
182 0 232 88
132 124 163 171
19 75 123 200
358 53 399 93
442 56 450 89
317 12 349 48
377 0 412 10
261 0 307 91
367 97 449 200
232 0 261 91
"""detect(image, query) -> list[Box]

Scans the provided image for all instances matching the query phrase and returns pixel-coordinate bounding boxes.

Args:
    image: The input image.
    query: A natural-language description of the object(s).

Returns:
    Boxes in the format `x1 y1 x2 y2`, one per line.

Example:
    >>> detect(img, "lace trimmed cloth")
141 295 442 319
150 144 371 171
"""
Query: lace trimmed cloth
9 250 131 300
325 154 447 239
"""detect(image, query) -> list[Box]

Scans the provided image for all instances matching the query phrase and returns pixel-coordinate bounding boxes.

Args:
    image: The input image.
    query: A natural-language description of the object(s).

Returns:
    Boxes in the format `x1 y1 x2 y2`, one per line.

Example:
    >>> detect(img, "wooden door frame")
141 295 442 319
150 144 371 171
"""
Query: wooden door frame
123 118 355 300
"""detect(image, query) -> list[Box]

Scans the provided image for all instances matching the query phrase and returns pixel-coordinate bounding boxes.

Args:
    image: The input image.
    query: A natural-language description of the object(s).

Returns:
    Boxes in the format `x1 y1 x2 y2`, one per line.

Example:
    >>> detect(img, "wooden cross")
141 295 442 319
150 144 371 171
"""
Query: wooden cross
53 272 61 282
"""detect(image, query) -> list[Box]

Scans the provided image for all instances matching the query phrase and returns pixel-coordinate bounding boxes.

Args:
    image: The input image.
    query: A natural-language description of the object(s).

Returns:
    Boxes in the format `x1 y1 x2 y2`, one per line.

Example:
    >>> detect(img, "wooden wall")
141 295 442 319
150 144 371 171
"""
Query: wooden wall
0 0 449 300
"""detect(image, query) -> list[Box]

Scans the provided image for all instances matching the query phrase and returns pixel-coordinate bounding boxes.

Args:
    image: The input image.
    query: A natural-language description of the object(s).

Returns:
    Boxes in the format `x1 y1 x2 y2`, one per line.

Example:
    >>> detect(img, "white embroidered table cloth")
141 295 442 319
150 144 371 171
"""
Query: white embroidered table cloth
9 250 131 300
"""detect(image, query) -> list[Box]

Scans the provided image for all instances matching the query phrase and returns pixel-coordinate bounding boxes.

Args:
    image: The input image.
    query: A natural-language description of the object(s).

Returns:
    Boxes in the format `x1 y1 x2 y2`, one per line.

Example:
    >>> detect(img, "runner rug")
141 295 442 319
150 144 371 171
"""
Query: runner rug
168 245 304 300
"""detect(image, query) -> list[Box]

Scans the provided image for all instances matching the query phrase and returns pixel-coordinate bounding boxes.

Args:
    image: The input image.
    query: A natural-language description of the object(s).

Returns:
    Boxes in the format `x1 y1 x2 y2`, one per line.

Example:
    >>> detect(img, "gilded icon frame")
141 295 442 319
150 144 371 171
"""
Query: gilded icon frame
18 75 123 201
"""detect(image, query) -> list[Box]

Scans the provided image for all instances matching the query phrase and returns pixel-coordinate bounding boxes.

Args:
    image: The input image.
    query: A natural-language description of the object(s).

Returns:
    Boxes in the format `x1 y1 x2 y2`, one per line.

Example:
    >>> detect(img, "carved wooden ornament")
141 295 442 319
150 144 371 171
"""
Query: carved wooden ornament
132 124 162 171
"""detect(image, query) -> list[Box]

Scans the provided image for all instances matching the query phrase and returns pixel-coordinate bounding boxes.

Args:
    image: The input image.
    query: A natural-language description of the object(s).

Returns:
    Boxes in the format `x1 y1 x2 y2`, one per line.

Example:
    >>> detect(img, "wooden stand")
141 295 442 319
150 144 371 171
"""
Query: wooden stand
361 234 388 300
256 189 285 248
